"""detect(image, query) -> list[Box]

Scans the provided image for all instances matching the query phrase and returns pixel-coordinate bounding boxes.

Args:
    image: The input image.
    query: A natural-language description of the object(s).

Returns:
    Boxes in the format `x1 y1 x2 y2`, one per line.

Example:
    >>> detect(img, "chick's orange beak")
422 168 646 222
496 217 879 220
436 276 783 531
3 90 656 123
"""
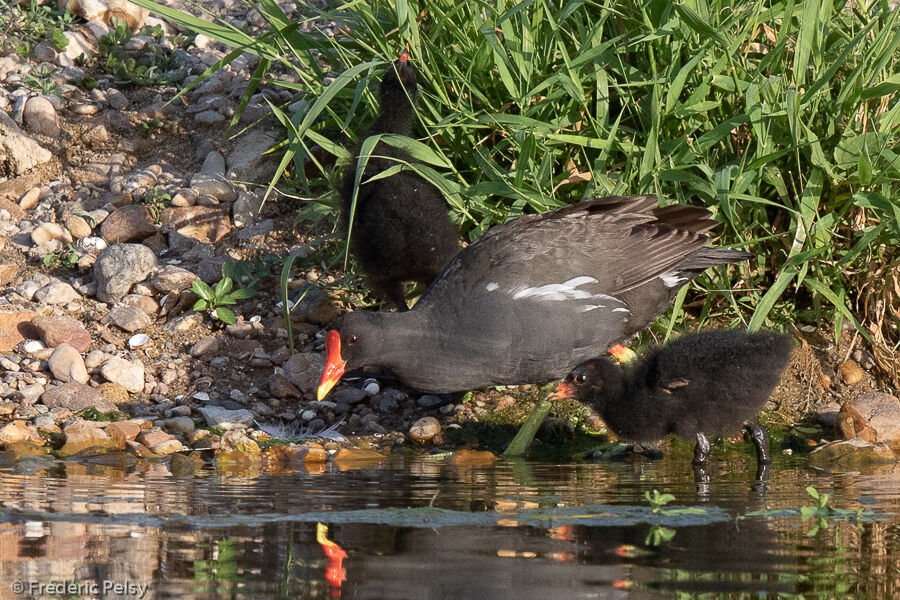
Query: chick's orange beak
547 381 573 402
317 330 346 400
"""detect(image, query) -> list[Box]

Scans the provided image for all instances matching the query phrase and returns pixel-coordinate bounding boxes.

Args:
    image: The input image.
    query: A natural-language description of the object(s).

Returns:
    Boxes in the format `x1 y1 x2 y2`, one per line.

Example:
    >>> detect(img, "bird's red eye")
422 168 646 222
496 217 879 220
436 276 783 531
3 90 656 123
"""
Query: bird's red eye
574 373 587 384
349 335 359 345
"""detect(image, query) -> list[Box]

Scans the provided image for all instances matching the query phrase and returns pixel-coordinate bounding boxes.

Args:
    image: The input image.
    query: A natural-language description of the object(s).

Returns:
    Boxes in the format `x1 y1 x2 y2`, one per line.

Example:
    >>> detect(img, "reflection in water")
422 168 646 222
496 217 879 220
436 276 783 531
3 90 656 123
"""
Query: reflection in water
0 453 899 598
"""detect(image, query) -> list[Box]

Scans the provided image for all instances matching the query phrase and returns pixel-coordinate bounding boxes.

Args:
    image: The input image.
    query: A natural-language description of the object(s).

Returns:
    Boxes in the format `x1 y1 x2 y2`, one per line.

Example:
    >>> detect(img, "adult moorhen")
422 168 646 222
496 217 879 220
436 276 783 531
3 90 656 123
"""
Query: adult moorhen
341 50 459 311
318 195 752 398
549 329 793 466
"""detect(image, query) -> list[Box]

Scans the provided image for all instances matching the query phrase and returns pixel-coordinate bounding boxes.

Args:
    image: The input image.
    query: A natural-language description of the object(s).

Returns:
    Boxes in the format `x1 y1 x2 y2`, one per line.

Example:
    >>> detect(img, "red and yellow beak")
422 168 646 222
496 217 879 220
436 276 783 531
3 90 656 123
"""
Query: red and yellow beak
609 343 637 364
316 330 346 401
547 381 573 402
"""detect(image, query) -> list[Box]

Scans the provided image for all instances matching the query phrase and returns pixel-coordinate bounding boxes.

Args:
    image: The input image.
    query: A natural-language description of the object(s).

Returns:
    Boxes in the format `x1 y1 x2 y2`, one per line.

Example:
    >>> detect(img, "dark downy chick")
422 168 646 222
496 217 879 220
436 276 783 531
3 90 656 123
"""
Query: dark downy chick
341 50 459 311
552 330 793 466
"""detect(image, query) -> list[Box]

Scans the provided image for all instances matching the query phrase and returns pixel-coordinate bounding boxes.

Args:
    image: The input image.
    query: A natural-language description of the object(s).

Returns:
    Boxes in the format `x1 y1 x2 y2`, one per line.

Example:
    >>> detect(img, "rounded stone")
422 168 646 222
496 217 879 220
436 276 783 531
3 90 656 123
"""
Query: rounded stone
408 416 441 444
48 343 88 384
23 96 61 137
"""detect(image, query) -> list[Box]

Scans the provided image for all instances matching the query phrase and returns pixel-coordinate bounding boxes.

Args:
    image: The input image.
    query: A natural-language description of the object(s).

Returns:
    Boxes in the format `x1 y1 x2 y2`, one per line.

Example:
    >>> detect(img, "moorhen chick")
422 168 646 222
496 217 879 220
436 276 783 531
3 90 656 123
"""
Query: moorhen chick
550 330 793 466
318 195 752 398
341 50 459 311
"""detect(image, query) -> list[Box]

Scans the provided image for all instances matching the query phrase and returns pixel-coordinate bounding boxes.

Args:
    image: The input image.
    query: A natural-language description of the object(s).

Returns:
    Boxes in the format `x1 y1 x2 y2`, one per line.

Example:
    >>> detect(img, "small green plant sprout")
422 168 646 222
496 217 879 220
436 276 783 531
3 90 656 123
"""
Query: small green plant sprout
139 186 170 224
645 525 677 547
192 275 257 325
645 490 676 514
801 485 832 536
139 117 162 138
23 63 63 96
42 243 79 269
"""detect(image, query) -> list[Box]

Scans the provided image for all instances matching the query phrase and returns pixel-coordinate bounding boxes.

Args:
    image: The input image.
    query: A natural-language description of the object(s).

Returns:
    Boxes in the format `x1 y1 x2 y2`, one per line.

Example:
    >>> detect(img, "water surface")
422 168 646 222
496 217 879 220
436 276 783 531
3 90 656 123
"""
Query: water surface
1 450 899 599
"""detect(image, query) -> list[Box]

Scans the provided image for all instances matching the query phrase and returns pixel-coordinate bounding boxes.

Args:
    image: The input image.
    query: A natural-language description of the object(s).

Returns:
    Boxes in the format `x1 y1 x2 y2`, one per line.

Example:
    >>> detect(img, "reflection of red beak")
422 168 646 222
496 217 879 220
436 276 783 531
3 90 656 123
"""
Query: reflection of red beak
317 523 347 591
547 381 572 402
317 330 346 400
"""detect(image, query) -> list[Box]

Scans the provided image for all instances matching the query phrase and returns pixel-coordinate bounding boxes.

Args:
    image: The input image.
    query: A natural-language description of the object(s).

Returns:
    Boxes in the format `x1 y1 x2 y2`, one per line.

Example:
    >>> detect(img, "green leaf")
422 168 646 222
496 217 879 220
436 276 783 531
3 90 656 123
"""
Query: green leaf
215 277 234 298
215 307 237 325
193 299 209 311
673 3 728 49
191 280 215 302
227 288 258 301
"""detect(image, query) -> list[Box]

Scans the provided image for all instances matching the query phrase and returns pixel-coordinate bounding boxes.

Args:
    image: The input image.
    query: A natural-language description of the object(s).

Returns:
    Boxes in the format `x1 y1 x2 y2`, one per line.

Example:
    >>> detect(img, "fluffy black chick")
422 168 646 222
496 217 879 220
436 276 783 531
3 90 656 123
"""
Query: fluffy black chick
552 330 793 466
340 50 459 311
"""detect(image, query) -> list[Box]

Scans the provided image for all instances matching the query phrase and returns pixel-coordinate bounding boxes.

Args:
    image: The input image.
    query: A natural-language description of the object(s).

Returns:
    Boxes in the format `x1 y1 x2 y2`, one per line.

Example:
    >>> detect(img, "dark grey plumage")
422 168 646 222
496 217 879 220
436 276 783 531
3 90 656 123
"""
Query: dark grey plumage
328 196 753 393
559 330 793 463
341 52 458 310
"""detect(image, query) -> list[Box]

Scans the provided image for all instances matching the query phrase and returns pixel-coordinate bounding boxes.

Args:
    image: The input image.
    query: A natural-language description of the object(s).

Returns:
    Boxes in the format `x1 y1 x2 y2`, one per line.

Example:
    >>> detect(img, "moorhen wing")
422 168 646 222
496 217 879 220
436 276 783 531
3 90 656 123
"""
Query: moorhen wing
319 195 752 397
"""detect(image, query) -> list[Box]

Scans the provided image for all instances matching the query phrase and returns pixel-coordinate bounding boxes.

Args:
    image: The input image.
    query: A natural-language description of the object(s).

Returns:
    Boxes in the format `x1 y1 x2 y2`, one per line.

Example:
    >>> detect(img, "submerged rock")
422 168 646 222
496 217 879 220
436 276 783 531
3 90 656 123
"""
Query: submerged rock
0 420 43 446
808 438 897 470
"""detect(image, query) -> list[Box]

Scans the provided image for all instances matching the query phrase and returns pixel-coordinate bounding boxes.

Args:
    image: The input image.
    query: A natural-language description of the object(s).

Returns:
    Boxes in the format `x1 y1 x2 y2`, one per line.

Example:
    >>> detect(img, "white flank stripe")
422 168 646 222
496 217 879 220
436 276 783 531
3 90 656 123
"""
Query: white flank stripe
485 282 499 291
660 271 688 288
510 276 599 301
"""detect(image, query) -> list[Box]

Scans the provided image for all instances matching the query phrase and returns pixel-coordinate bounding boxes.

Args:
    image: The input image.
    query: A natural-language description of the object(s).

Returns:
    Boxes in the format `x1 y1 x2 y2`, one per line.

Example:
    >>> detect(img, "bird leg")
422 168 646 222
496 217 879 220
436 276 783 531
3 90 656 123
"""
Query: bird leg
692 432 711 465
692 462 711 498
743 422 771 466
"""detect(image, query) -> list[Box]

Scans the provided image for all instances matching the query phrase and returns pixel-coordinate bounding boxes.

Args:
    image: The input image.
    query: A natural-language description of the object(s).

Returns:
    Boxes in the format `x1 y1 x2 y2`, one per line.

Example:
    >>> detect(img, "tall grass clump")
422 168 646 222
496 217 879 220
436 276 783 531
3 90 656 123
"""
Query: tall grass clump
130 0 900 383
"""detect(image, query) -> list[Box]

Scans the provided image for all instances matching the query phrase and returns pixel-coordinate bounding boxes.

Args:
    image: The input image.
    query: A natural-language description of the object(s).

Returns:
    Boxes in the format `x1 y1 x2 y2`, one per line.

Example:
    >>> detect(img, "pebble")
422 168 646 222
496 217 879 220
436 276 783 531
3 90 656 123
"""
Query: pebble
65 215 93 238
18 384 45 405
84 350 106 369
281 353 325 396
166 416 196 435
19 187 40 210
838 361 865 385
0 420 43 445
197 405 255 430
332 388 368 405
22 340 45 354
190 335 219 357
32 315 91 353
42 382 116 412
408 416 441 444
100 356 145 392
48 343 88 384
31 222 73 245
417 394 448 410
33 282 81 305
362 379 380 396
189 173 236 202
100 205 157 243
107 88 128 110
195 110 225 124
94 243 158 303
78 236 108 253
23 96 61 137
107 305 152 333
151 265 198 293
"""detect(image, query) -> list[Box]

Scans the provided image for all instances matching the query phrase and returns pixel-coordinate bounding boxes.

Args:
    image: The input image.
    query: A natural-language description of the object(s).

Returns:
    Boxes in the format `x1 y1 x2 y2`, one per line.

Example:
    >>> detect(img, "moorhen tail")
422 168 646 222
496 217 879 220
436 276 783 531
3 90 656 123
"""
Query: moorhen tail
341 50 459 311
318 195 753 398
551 330 793 467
